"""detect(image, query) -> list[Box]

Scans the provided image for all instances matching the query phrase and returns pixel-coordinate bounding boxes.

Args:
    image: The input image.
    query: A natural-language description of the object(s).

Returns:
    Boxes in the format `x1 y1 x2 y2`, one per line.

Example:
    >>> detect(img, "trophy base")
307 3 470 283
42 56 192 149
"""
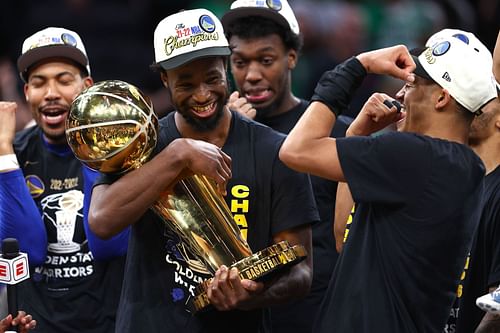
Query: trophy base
192 240 307 312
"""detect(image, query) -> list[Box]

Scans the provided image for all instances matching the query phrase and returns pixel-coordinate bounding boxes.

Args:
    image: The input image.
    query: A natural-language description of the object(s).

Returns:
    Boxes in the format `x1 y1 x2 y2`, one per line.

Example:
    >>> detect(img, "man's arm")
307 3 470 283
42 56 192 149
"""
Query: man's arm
89 138 231 239
279 45 415 181
82 165 130 260
0 101 47 265
206 224 312 311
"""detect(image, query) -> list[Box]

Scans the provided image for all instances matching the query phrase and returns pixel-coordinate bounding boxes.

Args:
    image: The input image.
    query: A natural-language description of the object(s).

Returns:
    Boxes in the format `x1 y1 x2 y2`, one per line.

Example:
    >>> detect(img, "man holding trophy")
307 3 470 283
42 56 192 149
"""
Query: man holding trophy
87 8 316 333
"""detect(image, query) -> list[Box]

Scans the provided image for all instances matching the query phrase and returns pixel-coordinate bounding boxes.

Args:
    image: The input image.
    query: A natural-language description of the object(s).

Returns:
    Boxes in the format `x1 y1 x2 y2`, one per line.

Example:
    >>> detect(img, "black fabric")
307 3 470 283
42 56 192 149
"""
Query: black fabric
310 56 367 117
314 132 485 332
255 99 351 333
12 126 124 333
454 166 500 332
101 111 319 333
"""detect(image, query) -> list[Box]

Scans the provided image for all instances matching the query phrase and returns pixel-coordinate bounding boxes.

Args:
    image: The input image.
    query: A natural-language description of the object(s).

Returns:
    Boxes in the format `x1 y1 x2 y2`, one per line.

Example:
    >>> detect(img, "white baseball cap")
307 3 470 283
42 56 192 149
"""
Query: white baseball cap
17 27 90 82
221 0 300 36
153 9 231 71
426 28 500 92
413 36 497 114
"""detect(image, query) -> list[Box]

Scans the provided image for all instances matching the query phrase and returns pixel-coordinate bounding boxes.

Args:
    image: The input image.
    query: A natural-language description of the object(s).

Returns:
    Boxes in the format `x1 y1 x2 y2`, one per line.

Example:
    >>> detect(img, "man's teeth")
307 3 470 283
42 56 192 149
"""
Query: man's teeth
193 103 214 113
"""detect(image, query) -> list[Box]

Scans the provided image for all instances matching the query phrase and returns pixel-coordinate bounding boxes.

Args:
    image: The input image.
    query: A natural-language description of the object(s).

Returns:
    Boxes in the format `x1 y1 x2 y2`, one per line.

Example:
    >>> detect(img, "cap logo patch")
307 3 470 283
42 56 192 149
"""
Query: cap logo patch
199 15 216 33
61 33 77 46
163 15 220 57
432 41 450 56
266 0 282 11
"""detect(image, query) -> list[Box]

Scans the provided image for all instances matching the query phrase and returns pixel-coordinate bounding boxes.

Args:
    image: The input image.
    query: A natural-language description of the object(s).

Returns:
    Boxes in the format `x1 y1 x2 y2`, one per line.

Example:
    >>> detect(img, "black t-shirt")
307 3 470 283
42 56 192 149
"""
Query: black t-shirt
107 111 319 333
314 132 485 332
253 100 351 333
453 166 500 332
13 126 124 333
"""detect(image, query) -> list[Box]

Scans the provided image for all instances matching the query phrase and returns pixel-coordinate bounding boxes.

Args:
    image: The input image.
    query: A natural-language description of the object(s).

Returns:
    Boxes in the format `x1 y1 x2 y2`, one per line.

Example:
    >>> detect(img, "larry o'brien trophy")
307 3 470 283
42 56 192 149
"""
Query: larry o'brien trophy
65 80 307 312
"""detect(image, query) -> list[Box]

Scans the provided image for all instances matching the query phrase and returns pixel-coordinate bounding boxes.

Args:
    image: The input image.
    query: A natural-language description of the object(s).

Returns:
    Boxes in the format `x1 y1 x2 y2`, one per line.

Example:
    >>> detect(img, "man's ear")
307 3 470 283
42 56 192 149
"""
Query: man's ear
83 76 93 88
288 49 298 70
24 84 29 101
435 89 451 111
160 72 169 89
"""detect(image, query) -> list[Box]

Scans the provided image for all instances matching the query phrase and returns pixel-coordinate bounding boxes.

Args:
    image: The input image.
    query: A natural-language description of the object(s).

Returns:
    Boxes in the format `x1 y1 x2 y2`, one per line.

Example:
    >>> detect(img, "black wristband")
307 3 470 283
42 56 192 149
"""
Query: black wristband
310 56 367 116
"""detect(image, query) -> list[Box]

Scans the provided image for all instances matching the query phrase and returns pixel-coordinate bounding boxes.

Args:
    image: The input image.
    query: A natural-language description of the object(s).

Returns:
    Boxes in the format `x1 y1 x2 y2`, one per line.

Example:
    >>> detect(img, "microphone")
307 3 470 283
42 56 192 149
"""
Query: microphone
0 238 30 332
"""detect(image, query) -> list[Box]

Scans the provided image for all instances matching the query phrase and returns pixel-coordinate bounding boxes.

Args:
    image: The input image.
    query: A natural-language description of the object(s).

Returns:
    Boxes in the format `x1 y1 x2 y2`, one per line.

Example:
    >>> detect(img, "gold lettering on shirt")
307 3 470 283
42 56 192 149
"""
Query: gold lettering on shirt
231 185 249 240
50 177 79 190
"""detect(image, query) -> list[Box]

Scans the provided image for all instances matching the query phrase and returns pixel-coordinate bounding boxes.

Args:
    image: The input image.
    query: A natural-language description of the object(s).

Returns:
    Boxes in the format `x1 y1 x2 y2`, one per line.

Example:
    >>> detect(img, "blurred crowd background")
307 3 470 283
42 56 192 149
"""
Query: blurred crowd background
1 0 499 128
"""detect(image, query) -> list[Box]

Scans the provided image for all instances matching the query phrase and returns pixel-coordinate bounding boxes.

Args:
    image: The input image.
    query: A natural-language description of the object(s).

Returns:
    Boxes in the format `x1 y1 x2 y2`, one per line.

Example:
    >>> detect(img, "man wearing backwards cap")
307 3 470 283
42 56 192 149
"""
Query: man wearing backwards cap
221 1 351 332
0 27 129 332
279 31 497 331
88 8 316 333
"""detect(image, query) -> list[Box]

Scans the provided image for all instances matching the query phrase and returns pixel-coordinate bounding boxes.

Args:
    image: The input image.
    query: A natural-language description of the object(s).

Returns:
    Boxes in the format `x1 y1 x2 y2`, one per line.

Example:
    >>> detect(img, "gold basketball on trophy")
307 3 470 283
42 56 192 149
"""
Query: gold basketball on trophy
65 80 158 174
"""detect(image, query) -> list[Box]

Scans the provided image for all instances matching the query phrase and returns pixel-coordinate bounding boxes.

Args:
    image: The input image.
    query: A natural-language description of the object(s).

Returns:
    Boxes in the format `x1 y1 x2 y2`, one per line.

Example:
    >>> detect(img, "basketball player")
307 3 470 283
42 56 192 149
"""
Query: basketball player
0 27 125 332
88 8 316 333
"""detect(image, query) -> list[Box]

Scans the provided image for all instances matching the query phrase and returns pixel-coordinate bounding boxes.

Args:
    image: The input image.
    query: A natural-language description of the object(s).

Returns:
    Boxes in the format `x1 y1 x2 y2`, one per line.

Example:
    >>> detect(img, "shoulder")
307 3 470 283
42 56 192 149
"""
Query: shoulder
232 111 285 146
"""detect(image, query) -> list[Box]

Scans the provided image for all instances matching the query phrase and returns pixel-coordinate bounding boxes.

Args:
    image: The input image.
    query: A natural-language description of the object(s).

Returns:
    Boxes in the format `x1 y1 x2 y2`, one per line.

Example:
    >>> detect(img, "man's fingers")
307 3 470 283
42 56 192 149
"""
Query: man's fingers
383 99 402 112
228 91 240 103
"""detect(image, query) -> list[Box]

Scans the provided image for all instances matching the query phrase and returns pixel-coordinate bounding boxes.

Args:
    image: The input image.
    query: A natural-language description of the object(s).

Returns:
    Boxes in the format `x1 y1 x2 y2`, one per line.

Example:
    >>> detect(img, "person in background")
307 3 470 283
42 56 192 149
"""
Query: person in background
0 27 126 332
221 1 351 331
455 28 500 333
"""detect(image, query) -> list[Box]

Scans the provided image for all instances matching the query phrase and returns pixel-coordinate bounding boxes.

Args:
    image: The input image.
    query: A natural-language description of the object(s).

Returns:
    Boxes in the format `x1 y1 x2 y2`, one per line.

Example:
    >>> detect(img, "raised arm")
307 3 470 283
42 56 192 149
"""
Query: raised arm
0 102 47 265
89 138 231 239
279 45 414 181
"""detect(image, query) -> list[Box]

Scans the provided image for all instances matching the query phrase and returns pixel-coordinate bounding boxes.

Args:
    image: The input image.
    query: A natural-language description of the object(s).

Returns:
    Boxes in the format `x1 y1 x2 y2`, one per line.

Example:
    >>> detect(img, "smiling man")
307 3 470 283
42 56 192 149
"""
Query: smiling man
0 27 126 332
88 8 317 333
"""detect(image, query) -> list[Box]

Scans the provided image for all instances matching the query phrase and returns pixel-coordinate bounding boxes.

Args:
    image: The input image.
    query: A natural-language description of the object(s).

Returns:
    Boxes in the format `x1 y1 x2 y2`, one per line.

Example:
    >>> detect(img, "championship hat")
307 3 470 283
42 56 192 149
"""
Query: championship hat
425 28 500 92
412 35 497 114
153 8 231 71
17 27 91 82
221 0 300 35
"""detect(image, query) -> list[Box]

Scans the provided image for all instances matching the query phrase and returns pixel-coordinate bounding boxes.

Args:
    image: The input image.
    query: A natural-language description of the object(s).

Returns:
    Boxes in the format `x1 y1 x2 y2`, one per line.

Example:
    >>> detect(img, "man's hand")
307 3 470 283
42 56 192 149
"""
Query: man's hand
164 138 232 195
227 91 257 120
0 101 18 154
347 93 405 137
206 265 264 311
356 45 416 82
0 312 37 333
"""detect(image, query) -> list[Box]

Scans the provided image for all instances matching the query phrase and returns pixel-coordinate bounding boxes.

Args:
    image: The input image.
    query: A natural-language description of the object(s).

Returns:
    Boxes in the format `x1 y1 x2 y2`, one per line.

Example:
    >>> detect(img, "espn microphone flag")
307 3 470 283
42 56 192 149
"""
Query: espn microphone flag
0 238 29 284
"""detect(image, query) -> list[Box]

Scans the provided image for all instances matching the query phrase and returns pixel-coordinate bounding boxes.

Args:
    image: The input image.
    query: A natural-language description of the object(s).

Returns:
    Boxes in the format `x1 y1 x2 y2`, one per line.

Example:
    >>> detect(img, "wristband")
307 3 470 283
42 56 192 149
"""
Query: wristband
0 154 20 172
311 56 367 117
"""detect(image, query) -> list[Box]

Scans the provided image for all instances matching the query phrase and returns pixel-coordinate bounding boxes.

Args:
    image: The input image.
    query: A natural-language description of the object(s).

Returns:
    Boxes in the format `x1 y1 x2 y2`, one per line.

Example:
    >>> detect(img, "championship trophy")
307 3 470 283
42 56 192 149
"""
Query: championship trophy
66 80 307 312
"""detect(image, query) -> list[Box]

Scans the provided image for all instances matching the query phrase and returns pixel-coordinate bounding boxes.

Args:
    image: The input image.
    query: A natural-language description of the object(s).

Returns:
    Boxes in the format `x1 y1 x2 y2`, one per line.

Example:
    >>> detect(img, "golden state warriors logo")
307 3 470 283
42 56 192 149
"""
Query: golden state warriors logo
61 33 77 47
199 15 216 33
432 41 451 56
25 175 45 198
267 0 283 11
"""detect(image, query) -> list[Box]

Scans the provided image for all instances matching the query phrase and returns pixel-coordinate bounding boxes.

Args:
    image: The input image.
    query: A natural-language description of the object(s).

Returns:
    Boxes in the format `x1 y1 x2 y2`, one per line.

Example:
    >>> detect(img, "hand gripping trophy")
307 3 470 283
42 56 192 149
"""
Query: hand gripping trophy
65 80 307 312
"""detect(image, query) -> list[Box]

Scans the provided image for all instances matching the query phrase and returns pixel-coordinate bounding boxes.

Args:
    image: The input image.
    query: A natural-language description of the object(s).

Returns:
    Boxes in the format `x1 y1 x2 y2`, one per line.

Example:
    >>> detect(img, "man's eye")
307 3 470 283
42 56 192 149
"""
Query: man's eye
262 58 273 65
